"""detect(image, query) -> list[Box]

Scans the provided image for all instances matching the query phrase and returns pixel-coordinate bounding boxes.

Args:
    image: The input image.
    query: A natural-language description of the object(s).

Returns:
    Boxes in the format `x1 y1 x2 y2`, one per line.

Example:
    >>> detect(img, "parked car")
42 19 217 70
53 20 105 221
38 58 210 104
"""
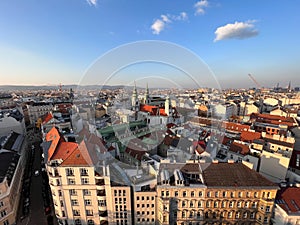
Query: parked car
34 170 39 176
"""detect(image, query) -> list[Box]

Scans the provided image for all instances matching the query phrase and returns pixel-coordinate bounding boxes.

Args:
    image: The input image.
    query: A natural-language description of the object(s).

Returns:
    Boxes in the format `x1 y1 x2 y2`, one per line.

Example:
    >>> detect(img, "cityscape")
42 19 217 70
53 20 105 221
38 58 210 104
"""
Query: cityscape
1 1 300 225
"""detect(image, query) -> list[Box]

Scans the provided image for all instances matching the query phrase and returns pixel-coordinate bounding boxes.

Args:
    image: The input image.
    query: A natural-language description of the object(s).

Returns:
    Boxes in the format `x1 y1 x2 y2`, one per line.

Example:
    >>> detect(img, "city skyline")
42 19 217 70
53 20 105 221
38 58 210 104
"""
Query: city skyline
0 0 300 88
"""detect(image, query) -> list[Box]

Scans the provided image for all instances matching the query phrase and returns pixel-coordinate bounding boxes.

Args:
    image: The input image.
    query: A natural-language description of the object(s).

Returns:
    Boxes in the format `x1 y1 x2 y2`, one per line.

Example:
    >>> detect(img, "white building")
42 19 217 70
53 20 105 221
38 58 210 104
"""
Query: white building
272 187 300 225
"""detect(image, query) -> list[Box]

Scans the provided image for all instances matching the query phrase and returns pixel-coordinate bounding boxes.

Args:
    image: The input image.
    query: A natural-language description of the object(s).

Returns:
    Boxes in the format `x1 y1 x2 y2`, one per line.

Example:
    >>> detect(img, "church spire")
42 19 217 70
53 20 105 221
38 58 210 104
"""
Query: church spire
132 81 138 110
145 83 149 104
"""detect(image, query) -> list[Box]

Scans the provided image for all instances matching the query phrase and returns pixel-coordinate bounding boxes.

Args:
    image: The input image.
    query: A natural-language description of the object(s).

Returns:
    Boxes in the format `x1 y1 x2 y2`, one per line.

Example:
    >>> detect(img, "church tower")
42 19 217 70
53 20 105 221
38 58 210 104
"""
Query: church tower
131 82 139 111
144 83 150 104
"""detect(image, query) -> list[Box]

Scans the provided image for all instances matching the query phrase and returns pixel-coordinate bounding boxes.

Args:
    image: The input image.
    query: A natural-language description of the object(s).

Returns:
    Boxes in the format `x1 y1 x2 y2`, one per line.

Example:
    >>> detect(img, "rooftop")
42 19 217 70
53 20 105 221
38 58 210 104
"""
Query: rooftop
203 162 277 187
0 151 20 185
276 187 300 214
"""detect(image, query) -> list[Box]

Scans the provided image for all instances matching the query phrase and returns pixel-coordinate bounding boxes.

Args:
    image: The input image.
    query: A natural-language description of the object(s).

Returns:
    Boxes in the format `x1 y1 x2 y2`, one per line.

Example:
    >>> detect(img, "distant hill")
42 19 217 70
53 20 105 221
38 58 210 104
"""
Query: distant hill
0 85 136 91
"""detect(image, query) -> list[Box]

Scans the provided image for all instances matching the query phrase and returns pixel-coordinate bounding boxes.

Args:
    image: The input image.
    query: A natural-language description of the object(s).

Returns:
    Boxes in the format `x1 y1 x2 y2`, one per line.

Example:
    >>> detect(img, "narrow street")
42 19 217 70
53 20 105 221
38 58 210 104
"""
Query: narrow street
17 130 57 225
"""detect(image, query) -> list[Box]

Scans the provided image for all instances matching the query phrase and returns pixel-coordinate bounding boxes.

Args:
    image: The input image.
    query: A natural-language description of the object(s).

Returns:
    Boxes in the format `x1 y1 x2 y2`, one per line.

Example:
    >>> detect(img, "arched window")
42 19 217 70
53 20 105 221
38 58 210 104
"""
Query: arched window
75 219 82 225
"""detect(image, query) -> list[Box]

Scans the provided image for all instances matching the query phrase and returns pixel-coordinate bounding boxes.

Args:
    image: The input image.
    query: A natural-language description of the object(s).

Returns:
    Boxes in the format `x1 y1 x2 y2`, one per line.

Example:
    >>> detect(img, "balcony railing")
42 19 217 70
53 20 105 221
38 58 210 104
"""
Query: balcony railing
96 179 105 186
97 190 106 196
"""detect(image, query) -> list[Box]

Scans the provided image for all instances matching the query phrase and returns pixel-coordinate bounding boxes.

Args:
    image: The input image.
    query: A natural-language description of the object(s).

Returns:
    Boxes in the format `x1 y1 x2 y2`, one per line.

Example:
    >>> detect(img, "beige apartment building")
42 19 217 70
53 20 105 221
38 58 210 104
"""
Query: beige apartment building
44 127 278 225
0 132 26 225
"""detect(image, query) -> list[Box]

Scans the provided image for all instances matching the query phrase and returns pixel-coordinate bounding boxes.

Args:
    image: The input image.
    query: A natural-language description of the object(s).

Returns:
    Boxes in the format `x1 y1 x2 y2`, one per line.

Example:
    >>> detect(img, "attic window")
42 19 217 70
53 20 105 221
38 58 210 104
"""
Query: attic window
76 154 81 158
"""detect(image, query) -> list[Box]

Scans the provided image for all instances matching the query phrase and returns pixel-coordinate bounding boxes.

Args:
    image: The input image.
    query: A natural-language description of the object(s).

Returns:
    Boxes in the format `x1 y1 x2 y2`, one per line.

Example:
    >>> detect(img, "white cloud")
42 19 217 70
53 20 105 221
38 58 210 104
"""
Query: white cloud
171 12 188 21
161 15 171 23
87 0 97 6
194 0 209 15
214 21 259 42
151 19 166 35
151 12 188 35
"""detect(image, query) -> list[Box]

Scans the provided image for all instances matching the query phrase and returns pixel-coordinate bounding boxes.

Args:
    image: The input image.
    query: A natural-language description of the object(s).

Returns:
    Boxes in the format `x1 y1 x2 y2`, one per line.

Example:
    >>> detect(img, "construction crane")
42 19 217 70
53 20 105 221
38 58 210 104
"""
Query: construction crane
248 74 261 89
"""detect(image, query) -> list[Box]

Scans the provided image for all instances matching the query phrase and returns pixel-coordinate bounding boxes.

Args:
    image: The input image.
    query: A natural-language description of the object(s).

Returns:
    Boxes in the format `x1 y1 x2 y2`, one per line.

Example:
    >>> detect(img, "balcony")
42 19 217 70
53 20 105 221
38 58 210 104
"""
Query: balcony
97 190 106 197
99 211 108 217
96 179 105 186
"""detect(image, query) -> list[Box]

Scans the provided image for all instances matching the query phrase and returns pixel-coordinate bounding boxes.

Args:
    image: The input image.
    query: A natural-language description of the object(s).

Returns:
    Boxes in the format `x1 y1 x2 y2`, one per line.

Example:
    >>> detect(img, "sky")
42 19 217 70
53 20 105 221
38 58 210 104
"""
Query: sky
0 0 300 89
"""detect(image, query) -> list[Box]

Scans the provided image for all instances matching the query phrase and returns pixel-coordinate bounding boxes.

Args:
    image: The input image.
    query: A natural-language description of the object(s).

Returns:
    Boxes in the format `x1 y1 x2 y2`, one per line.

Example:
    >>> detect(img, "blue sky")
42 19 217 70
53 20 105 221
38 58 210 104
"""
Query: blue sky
0 0 299 88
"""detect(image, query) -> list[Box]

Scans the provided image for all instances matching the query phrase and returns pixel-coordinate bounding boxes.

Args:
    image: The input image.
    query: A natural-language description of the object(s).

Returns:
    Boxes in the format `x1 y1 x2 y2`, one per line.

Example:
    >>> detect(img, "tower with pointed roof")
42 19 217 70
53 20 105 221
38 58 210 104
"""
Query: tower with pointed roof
131 82 139 111
144 83 150 104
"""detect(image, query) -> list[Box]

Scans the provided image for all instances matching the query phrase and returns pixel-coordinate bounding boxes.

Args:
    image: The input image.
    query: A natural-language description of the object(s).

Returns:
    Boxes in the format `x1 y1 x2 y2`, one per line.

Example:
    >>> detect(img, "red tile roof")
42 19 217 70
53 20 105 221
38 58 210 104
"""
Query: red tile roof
42 112 53 125
203 163 277 187
50 142 78 161
61 147 89 166
46 127 65 161
125 147 146 161
139 104 167 116
240 131 261 143
276 187 300 213
229 142 250 155
222 122 250 133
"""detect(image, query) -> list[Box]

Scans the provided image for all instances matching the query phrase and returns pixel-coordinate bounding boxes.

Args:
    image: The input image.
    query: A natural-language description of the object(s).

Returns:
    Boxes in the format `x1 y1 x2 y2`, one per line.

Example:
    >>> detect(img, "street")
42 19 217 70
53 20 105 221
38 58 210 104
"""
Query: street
17 129 57 225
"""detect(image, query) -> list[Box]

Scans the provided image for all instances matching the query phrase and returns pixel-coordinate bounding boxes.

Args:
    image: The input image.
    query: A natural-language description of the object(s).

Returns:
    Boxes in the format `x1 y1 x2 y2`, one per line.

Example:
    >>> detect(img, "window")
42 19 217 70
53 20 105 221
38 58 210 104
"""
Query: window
246 192 250 198
197 211 201 219
3 220 9 225
75 219 81 225
214 201 218 208
243 212 247 219
69 189 77 196
245 201 250 208
264 217 268 223
83 189 91 196
175 191 179 197
0 202 4 207
222 191 226 197
228 212 233 218
68 178 75 185
66 168 74 176
182 201 186 207
166 191 169 196
198 201 202 207
98 200 106 207
230 192 235 198
238 192 242 198
215 191 219 197
87 220 94 225
73 210 80 216
81 178 89 185
182 211 186 218
183 191 187 197
222 201 226 208
85 199 92 206
235 212 240 219
229 201 234 208
71 199 78 206
250 212 255 219
206 191 211 197
80 168 88 176
266 206 270 212
199 191 203 197
254 192 258 198
237 201 242 208
86 210 93 216
252 202 257 208
191 191 195 197
161 191 164 197
206 201 211 208
190 201 194 207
